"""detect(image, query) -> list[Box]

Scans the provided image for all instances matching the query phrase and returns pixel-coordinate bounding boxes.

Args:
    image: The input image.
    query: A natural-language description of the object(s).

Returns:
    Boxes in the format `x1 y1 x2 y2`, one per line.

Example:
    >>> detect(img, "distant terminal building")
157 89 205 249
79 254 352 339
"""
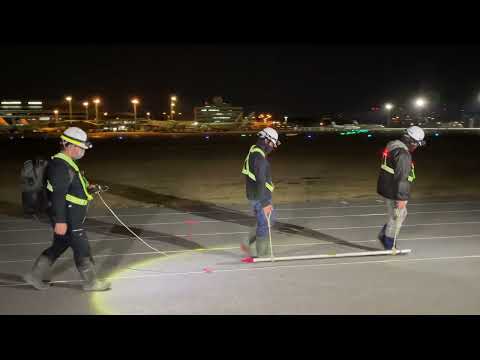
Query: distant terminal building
194 96 243 123
103 113 138 131
0 100 49 123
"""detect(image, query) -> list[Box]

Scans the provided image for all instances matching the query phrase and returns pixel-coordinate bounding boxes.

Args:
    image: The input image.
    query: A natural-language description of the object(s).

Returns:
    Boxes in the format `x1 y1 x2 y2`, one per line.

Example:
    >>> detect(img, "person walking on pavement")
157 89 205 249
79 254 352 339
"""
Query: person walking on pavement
24 127 111 291
377 125 426 250
241 127 281 258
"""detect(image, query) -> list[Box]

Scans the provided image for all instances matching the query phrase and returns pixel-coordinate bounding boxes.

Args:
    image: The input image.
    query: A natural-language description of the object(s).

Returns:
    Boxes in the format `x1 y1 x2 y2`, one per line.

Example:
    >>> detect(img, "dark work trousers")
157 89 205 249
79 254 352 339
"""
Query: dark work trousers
42 203 93 268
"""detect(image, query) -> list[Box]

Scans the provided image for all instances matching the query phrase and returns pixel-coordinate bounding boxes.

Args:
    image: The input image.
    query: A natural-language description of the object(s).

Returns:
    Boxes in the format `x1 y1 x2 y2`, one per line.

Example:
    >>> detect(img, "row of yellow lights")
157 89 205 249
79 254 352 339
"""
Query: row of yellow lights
54 96 166 117
64 96 164 107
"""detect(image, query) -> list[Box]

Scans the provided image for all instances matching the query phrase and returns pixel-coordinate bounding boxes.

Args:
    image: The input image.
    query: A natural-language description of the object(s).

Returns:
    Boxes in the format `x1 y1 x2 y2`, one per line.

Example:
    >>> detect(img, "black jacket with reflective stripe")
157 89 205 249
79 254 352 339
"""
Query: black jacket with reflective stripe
245 140 273 207
377 140 413 201
47 158 88 222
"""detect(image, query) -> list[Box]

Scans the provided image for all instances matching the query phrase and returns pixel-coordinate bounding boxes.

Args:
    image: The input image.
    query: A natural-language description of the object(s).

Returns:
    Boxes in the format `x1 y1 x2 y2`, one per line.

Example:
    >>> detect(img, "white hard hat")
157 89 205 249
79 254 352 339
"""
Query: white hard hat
258 127 281 147
405 126 426 146
61 127 92 149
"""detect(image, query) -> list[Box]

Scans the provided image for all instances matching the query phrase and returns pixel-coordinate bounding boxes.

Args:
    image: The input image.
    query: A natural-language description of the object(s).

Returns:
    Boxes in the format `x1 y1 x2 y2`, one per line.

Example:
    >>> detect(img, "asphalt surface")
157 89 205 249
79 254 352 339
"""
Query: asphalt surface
1 197 480 314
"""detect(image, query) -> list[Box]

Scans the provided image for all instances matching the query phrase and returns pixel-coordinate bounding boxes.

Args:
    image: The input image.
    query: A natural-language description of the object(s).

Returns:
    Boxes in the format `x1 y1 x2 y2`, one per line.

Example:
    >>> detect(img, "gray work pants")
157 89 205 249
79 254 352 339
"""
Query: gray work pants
383 197 408 239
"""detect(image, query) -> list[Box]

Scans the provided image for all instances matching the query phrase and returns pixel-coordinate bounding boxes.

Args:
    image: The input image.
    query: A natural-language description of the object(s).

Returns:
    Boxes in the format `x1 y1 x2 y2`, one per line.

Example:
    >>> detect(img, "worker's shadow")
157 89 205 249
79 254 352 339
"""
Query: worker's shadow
0 273 31 289
0 212 214 291
0 272 79 291
8 217 214 291
93 180 379 253
49 217 213 281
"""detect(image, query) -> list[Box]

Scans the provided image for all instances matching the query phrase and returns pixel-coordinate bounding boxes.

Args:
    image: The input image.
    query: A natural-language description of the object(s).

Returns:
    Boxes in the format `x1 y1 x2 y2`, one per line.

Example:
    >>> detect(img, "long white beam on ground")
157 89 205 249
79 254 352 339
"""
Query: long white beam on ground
252 249 412 263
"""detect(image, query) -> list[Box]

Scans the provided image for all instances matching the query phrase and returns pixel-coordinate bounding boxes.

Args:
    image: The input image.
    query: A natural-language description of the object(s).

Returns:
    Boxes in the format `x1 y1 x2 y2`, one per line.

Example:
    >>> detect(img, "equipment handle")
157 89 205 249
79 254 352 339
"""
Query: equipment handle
267 213 275 262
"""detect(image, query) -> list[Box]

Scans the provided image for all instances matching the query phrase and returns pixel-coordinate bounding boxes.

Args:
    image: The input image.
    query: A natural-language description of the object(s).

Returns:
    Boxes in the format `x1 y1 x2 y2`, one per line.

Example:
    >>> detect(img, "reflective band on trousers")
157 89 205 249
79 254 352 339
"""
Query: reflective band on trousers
46 152 93 206
381 153 416 182
241 145 274 192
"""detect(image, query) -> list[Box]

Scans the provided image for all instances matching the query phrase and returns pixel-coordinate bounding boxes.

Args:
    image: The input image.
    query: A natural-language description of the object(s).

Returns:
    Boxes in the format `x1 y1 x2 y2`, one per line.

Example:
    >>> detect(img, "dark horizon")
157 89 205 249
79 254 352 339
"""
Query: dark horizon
1 44 480 118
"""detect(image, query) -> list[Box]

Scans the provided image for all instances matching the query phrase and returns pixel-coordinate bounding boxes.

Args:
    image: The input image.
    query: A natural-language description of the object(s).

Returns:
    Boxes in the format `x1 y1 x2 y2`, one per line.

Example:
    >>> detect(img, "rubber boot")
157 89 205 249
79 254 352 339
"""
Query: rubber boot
378 224 387 248
23 255 52 290
256 236 271 258
383 236 394 250
78 260 111 291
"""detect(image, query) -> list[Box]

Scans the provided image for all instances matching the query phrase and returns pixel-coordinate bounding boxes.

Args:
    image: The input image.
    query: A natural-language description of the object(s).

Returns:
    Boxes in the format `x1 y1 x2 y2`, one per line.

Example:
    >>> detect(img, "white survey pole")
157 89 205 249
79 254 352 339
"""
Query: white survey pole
252 249 412 263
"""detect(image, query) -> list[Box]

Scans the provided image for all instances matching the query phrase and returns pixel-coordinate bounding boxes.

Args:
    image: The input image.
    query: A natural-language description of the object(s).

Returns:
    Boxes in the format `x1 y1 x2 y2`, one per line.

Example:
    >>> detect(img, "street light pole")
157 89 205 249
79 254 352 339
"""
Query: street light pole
53 109 59 122
384 103 394 127
83 102 89 120
131 98 139 123
170 95 177 121
93 98 100 122
65 96 72 122
414 97 427 124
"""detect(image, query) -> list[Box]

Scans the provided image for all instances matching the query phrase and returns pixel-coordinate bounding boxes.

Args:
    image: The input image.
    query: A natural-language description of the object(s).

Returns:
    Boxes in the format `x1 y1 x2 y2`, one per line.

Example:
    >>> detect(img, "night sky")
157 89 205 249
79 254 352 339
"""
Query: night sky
1 44 480 118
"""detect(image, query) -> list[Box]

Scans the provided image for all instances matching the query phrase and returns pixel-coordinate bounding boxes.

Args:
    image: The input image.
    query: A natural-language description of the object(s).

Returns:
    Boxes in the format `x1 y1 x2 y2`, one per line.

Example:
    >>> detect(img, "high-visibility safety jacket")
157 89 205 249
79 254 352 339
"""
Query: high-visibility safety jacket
242 145 274 192
377 140 415 201
46 152 93 206
381 149 416 182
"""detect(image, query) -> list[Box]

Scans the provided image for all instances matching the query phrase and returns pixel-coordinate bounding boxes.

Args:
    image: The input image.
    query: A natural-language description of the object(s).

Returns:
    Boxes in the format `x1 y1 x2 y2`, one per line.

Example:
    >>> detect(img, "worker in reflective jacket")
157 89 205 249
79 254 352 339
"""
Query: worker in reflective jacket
377 126 426 250
241 127 281 258
24 127 111 291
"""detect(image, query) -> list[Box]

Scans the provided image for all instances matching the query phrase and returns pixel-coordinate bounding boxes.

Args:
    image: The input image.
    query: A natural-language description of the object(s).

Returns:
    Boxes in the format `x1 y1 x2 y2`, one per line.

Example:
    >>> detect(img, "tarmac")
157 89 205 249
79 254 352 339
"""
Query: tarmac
1 197 480 314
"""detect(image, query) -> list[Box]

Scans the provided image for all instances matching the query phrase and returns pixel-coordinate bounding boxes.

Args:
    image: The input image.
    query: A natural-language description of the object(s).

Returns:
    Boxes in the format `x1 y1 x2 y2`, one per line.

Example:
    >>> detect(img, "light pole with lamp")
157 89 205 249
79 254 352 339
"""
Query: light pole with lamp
93 98 100 122
83 102 89 120
65 96 72 122
170 95 177 120
131 98 139 123
414 97 427 124
384 103 394 127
